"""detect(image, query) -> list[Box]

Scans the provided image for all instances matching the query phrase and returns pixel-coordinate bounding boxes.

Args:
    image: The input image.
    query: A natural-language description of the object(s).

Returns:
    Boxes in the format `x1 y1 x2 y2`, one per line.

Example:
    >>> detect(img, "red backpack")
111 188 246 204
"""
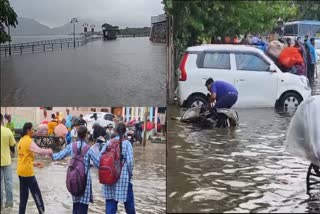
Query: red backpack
99 138 125 185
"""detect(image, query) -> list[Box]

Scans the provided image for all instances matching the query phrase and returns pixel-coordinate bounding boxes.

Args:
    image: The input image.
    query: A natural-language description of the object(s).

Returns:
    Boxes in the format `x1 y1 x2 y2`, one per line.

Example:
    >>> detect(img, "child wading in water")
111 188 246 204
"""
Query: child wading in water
51 125 99 214
94 122 136 214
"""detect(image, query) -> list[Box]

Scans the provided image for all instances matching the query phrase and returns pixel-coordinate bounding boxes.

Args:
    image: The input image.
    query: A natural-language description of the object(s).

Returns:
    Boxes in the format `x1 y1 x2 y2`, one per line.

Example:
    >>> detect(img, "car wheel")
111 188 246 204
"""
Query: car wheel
187 95 208 108
278 92 302 111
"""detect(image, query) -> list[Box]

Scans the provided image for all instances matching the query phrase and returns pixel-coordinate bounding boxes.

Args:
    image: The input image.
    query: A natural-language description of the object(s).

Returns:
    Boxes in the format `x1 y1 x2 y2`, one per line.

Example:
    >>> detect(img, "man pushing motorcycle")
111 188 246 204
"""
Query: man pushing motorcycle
205 78 238 113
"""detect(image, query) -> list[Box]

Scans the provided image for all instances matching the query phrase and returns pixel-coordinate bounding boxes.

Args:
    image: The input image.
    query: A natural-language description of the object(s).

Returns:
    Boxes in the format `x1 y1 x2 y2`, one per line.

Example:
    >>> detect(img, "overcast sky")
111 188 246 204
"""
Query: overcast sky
10 0 164 28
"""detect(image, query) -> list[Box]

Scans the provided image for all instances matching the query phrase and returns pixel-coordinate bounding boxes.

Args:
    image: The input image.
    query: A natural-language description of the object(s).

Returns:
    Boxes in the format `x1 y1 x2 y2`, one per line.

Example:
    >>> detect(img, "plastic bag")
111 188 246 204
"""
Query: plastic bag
285 95 320 166
266 40 285 60
278 47 304 69
54 124 68 137
35 124 48 136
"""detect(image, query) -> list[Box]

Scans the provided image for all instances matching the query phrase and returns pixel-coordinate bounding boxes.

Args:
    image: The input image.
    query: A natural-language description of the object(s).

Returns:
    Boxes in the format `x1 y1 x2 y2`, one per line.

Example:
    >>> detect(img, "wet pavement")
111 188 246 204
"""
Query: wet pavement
1 142 165 214
0 37 166 106
167 77 320 213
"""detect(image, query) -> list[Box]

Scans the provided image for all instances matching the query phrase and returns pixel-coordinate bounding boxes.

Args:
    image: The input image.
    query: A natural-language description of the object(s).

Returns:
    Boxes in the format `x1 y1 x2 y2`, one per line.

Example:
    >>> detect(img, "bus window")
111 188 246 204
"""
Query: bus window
284 24 298 35
300 24 312 36
312 25 320 37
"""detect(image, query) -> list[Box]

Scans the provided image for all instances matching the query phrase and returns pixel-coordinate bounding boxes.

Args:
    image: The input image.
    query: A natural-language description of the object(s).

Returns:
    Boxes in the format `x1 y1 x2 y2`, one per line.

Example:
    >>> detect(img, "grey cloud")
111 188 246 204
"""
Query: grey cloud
10 0 164 28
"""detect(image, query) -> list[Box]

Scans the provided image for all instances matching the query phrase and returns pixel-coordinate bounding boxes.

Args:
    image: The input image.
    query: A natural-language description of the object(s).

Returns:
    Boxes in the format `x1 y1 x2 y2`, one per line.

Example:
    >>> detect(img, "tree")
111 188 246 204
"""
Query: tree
164 0 298 61
101 23 120 34
0 0 18 44
292 0 320 20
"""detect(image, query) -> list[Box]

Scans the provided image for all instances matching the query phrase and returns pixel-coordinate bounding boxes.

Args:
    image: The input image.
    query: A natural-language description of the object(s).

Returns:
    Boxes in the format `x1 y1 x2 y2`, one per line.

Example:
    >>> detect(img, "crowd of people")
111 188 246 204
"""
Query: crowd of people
1 112 136 214
211 34 318 83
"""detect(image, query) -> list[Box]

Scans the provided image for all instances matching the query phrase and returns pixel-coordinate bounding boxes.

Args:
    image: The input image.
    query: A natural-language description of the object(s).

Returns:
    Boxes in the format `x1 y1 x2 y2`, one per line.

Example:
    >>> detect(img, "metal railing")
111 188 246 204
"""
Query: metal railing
0 35 102 57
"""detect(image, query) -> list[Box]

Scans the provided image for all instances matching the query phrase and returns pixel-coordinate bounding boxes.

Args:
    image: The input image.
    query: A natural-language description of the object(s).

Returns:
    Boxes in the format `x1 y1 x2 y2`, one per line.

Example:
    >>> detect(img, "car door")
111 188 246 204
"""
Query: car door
232 52 278 108
195 51 235 95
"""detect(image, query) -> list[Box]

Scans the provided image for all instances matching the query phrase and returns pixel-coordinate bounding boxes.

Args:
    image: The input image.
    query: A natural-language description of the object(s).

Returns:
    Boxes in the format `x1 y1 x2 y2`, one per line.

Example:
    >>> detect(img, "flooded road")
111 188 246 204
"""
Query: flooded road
1 37 166 106
2 142 165 214
167 78 320 213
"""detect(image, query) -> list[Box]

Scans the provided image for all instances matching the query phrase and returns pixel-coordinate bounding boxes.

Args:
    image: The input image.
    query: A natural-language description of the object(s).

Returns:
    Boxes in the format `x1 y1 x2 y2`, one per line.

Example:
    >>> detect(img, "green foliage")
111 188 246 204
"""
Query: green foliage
101 23 150 35
164 0 300 58
0 0 18 43
118 27 150 36
292 0 320 20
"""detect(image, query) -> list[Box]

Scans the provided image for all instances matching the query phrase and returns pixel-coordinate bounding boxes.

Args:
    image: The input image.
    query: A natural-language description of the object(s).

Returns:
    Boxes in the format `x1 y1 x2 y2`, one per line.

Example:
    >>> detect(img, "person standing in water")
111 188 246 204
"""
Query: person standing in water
17 122 52 214
1 113 16 208
92 122 135 214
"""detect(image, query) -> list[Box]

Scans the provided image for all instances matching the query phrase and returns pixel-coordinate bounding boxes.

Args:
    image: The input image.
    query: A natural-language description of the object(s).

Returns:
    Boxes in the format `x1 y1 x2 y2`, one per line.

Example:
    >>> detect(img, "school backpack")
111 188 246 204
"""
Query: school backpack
66 141 90 196
99 138 125 185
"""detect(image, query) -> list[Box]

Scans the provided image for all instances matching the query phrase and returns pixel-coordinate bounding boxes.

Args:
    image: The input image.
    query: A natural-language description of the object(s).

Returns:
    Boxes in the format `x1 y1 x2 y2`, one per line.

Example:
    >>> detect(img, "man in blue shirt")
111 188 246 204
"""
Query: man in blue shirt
305 37 317 82
205 78 238 110
65 109 72 131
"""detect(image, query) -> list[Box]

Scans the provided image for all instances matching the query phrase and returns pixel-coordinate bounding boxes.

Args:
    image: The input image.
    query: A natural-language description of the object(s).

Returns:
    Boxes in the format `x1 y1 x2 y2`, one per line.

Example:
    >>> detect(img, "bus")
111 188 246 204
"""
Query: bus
283 20 320 39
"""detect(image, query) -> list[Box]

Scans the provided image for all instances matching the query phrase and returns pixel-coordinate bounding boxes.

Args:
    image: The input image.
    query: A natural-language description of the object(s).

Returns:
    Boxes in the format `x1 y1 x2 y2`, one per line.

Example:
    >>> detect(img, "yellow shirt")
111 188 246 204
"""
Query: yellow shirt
47 121 58 135
1 126 16 166
17 135 35 177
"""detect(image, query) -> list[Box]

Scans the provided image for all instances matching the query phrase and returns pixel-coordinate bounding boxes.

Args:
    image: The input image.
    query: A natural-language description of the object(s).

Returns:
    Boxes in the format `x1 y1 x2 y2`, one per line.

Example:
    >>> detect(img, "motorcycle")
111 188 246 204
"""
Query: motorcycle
127 121 143 145
180 106 239 128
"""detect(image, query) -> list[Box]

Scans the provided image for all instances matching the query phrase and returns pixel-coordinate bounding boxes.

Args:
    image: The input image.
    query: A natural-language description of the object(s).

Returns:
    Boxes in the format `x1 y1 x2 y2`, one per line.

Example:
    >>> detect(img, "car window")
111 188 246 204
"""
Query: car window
202 52 231 69
235 53 270 71
104 114 115 121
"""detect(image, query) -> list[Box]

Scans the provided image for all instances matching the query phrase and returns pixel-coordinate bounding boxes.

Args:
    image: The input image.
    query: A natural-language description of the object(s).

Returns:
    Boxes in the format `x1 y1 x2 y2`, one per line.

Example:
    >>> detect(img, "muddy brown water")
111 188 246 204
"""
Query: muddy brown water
167 77 320 213
1 37 166 106
1 142 165 214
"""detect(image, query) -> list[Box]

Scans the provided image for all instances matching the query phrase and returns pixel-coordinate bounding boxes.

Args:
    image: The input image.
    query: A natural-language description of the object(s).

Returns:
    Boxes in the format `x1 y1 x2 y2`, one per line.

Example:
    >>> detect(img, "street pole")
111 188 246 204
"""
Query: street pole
71 18 78 48
143 107 148 147
8 26 11 56
73 22 76 48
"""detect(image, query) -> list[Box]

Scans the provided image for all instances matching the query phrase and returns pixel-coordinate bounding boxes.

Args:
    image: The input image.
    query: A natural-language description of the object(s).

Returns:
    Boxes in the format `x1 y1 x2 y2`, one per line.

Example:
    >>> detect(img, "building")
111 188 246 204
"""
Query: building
1 107 166 131
150 14 166 43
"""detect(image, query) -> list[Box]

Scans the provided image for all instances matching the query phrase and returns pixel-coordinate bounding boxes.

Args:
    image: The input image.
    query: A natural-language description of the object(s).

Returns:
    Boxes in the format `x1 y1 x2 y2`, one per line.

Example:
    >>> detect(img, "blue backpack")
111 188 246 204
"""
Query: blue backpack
66 132 72 145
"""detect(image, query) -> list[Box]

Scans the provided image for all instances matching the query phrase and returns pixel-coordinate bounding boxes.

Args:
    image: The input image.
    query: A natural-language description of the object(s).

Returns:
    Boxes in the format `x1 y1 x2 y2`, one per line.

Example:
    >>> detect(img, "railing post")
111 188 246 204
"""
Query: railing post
68 42 70 48
52 43 54 51
61 43 63 50
43 44 45 52
20 46 22 55
32 45 34 53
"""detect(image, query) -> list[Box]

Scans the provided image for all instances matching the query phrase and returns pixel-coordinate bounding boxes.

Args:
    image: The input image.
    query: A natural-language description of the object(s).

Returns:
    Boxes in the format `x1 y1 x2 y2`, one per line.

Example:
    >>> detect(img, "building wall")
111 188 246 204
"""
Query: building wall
1 107 165 128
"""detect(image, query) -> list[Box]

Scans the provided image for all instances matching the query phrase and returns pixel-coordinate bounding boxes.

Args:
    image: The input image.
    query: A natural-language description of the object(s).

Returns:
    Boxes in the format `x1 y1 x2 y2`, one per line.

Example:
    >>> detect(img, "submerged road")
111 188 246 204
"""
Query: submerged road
1 37 166 106
1 143 166 214
167 75 320 213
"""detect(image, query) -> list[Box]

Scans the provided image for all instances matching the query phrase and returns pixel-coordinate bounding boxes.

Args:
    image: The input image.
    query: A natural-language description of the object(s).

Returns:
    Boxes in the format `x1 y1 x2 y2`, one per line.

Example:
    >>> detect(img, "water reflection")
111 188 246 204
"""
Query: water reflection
2 143 165 214
1 37 166 106
167 97 320 213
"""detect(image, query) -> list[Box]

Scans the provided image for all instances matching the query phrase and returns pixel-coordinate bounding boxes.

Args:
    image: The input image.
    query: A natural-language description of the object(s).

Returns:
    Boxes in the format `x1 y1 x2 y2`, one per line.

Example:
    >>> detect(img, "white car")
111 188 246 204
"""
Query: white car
176 44 311 109
83 112 115 134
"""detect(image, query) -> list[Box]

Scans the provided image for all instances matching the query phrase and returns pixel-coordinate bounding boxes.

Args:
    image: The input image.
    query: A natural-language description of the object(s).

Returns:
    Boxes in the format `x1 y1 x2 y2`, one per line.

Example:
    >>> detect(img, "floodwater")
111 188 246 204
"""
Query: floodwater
0 37 166 106
167 78 320 213
1 142 166 214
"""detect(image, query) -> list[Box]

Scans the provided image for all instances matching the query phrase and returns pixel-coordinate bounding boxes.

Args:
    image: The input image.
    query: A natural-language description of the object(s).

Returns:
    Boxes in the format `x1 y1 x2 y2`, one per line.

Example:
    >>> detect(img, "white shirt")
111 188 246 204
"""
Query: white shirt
71 128 78 138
